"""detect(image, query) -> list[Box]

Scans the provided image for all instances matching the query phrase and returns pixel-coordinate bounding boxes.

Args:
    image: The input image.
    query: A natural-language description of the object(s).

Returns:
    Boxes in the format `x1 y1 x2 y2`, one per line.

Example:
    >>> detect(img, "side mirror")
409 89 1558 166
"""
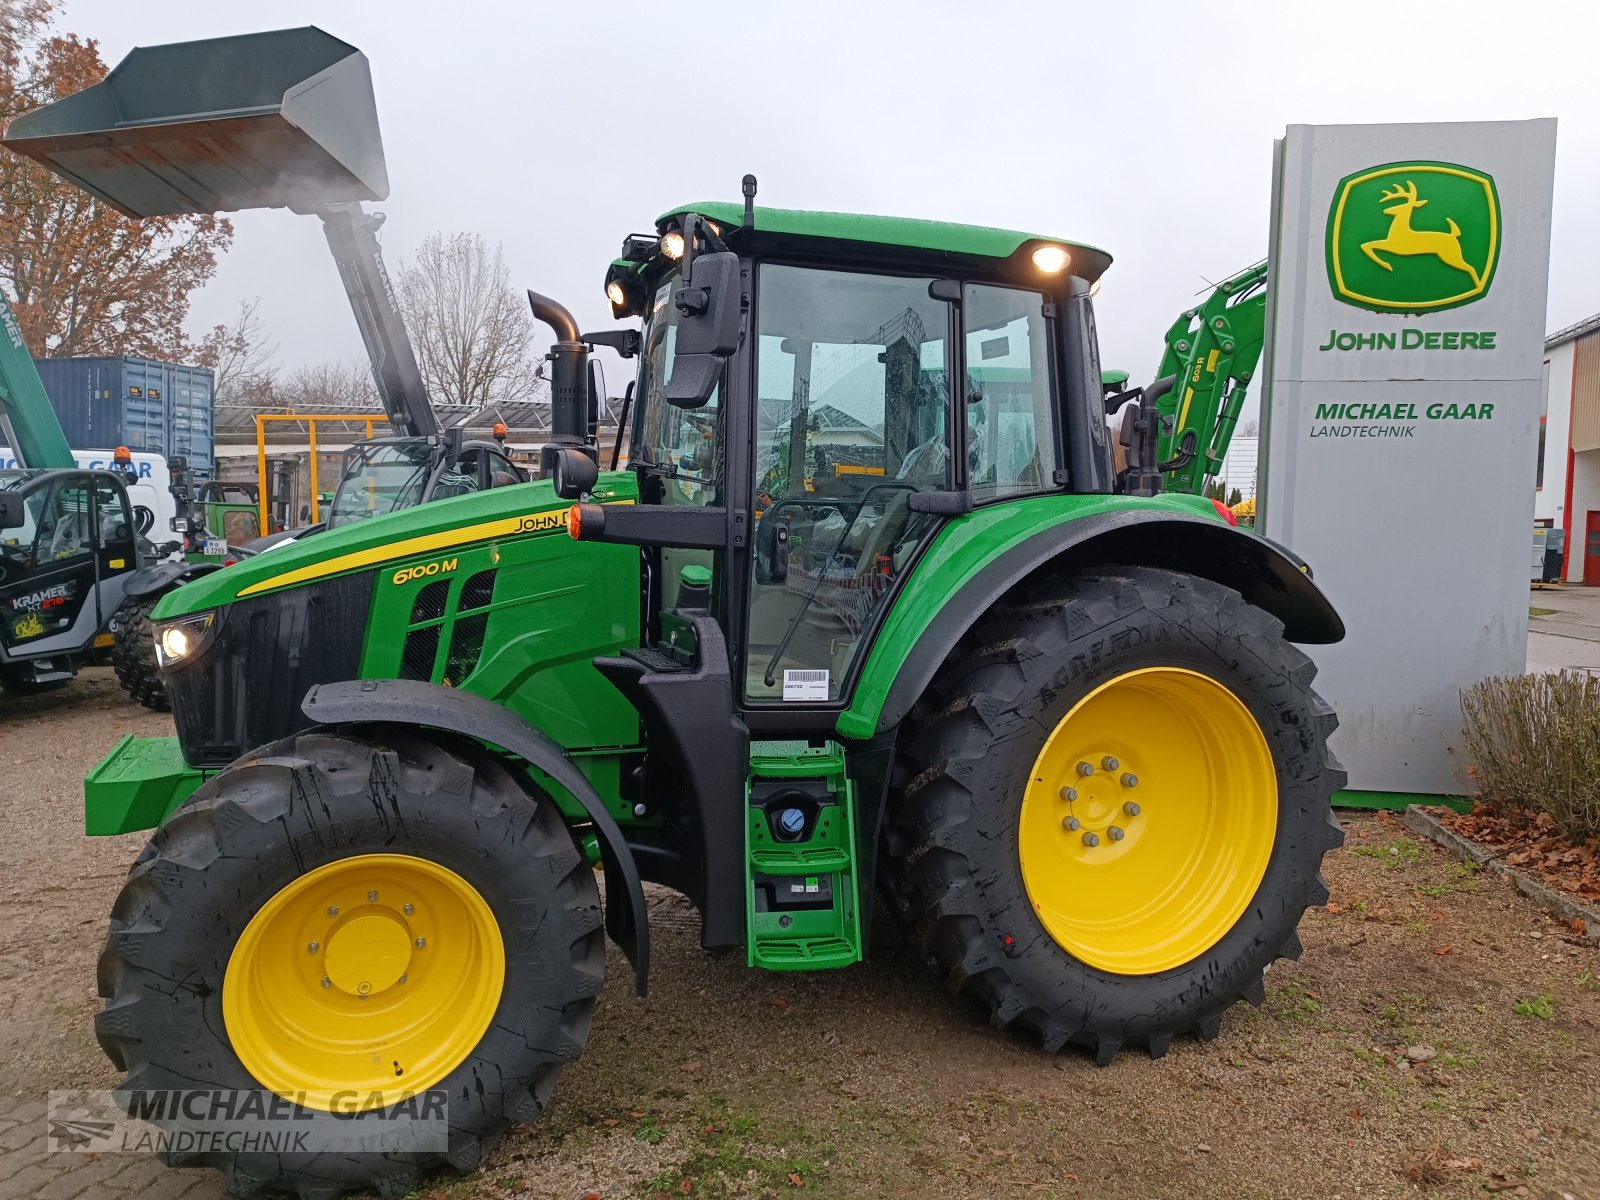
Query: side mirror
0 494 23 530
550 446 599 500
666 250 741 408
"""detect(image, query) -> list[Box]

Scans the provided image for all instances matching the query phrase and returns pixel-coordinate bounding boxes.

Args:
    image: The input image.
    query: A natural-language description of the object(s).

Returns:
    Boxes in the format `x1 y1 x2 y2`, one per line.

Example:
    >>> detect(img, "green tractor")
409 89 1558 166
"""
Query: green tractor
17 28 1344 1199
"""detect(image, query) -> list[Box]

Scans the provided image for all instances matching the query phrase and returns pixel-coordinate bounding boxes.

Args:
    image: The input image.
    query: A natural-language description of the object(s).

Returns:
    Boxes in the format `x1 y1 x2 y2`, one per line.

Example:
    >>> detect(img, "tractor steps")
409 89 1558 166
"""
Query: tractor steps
744 740 862 971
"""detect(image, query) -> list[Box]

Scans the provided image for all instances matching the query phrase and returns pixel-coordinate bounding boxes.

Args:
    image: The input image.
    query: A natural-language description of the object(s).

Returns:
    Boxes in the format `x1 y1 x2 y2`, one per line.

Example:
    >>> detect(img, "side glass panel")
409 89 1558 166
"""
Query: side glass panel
38 481 94 563
635 274 721 609
92 480 134 547
964 283 1059 500
637 276 721 510
746 264 950 703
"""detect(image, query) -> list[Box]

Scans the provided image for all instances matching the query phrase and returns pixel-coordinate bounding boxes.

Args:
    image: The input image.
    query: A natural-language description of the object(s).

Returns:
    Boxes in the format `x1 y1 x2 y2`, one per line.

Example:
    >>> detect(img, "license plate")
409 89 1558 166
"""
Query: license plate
202 538 228 557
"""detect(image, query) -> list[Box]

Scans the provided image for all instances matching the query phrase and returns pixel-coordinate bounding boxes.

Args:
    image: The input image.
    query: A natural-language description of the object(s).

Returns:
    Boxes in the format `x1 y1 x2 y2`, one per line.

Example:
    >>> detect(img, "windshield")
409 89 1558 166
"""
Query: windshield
327 442 433 527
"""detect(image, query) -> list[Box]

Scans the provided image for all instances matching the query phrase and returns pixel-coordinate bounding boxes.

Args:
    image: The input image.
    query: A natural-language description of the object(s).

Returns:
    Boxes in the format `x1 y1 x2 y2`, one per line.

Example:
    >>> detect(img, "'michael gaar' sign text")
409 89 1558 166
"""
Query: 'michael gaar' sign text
1259 120 1557 799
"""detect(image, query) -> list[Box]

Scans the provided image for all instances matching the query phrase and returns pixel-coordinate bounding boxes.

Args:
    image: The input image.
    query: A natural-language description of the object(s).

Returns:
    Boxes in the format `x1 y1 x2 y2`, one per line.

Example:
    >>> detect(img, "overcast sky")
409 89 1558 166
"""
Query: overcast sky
63 0 1600 417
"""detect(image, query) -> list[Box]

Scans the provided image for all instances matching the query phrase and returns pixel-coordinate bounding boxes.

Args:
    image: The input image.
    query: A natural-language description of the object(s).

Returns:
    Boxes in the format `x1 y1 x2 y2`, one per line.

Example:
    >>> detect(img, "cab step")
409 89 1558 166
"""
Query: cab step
744 740 862 971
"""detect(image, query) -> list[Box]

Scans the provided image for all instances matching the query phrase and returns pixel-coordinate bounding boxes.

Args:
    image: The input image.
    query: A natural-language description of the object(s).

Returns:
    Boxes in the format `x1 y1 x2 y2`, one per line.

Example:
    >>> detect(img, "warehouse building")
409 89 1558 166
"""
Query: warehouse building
1534 313 1600 585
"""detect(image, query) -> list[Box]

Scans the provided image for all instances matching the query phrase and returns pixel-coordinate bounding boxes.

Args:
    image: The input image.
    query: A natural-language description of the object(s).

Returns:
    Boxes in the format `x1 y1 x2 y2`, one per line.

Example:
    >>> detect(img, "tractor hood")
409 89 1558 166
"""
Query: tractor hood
153 474 634 619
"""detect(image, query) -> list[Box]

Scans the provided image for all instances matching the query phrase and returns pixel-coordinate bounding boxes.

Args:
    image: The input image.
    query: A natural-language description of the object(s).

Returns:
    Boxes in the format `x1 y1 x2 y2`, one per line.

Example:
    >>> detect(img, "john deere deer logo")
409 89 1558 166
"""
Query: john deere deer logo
1326 161 1499 314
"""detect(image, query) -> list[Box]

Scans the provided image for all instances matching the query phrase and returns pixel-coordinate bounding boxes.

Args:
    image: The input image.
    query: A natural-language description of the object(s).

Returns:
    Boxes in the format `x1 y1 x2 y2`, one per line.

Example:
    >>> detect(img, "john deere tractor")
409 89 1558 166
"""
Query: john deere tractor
14 28 1344 1199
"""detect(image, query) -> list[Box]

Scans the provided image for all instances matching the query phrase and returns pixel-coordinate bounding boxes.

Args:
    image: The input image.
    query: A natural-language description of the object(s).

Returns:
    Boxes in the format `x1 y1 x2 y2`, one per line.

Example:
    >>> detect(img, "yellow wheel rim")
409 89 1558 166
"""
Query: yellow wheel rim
223 853 504 1112
1018 667 1277 975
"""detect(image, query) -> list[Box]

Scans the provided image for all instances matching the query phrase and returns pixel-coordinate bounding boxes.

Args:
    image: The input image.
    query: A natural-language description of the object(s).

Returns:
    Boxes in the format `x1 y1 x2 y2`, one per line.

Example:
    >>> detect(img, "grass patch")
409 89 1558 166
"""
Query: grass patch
1512 995 1555 1020
1351 837 1423 868
1529 606 1556 617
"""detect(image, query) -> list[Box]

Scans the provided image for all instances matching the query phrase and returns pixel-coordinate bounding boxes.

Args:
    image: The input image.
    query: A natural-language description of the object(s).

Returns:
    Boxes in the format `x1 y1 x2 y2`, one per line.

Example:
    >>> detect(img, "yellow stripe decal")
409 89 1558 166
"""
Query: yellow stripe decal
236 502 630 599
1206 348 1220 372
1177 386 1195 431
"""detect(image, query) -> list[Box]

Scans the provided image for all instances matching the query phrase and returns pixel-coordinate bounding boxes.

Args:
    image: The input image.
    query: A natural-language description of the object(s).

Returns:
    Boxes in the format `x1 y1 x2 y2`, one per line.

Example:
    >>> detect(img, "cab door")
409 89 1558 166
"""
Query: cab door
90 473 139 628
0 473 100 657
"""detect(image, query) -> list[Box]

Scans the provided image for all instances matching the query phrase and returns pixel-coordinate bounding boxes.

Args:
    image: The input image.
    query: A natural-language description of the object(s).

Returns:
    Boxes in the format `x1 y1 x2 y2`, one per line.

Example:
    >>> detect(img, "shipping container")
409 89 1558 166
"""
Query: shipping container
32 355 215 471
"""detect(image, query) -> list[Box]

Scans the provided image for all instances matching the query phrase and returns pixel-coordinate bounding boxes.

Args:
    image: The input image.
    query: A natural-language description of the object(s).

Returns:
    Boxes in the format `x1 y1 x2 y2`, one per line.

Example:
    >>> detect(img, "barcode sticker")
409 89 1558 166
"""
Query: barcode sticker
782 669 830 702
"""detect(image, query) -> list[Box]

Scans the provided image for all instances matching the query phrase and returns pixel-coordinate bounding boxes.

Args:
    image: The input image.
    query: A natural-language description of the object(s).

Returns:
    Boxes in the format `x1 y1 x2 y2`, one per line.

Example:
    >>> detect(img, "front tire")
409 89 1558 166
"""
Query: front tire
96 728 605 1198
882 567 1345 1064
110 594 168 711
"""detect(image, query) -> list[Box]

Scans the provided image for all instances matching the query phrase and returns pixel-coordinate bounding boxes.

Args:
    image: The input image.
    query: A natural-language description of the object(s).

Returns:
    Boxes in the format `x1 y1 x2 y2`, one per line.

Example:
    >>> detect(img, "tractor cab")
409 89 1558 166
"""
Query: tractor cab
595 202 1115 710
0 467 138 691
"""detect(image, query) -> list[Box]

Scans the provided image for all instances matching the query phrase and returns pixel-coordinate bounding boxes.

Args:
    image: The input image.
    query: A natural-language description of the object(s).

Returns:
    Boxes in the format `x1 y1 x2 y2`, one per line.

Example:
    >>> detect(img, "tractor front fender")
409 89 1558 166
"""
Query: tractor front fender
301 678 650 996
124 559 221 601
846 509 1344 739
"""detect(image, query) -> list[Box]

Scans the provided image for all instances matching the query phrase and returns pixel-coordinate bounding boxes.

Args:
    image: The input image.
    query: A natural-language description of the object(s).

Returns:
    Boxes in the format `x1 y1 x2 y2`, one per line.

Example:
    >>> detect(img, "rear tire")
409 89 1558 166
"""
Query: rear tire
96 727 605 1198
110 594 168 711
882 567 1345 1064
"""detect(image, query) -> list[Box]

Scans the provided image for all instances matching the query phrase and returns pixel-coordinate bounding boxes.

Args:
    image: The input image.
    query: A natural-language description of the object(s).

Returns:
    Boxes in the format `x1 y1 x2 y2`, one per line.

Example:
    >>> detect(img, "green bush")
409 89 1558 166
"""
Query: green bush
1461 672 1600 842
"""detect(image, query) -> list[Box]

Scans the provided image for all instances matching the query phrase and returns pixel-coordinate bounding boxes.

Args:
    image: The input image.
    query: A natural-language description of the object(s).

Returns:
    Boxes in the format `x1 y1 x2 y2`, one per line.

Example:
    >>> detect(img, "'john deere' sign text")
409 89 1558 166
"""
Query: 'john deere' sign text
1325 161 1499 314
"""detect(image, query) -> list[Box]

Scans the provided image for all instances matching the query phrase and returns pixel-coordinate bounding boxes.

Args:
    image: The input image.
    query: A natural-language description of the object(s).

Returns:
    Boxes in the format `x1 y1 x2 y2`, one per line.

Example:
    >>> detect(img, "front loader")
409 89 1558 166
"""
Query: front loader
19 29 1345 1199
1 27 530 710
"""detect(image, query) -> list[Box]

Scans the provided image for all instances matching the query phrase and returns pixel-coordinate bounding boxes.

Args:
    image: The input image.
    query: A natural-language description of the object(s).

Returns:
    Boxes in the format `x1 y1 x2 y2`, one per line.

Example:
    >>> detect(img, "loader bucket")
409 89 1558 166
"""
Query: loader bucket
0 27 387 217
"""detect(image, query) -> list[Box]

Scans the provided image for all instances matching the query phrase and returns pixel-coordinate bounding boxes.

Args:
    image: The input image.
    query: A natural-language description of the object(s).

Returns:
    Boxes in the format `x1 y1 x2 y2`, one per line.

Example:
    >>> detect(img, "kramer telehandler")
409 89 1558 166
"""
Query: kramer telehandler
12 28 1344 1198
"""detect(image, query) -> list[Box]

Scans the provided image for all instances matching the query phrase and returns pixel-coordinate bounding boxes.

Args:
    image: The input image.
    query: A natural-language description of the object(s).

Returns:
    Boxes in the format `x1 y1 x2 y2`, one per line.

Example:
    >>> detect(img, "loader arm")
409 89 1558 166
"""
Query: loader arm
314 202 438 438
0 293 74 469
1152 261 1268 495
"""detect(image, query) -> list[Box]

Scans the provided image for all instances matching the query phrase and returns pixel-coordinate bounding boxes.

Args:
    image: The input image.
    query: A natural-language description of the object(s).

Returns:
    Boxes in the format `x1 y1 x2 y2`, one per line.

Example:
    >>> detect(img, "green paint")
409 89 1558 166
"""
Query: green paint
84 735 207 834
659 202 1114 282
1334 789 1471 814
837 491 1224 740
1325 161 1500 314
0 294 74 469
153 472 636 618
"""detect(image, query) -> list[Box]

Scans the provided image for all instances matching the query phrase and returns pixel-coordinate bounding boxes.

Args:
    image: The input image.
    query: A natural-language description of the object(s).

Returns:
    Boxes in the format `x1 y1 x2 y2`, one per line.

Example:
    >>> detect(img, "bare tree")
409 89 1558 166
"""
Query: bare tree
395 232 538 407
195 297 277 407
276 360 379 411
1238 419 1260 437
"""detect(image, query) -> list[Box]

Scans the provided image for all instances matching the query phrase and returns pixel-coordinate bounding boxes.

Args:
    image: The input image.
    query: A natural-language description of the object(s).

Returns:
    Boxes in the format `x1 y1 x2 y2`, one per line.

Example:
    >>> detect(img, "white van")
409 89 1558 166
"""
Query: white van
0 448 177 543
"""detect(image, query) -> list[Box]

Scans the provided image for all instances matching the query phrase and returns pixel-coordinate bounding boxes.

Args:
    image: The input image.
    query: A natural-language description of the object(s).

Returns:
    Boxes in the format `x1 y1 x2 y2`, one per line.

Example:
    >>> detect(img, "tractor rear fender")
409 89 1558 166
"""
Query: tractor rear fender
850 509 1344 739
301 678 650 995
123 559 221 602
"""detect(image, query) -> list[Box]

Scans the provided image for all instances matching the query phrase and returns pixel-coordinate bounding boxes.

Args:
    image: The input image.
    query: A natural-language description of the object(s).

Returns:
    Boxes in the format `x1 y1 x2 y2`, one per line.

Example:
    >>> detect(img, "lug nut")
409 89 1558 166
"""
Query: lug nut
320 977 331 989
327 906 339 918
1059 786 1078 803
398 974 407 985
1101 756 1120 772
1108 825 1125 841
415 937 426 949
1123 801 1141 817
1061 816 1080 831
307 941 320 954
1121 772 1139 788
1082 832 1100 848
403 903 414 916
1076 762 1095 778
368 890 379 902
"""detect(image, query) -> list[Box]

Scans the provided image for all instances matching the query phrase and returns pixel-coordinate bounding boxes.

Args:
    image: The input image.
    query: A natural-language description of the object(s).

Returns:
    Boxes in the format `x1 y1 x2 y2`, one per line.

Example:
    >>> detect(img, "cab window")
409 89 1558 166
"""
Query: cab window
964 283 1059 500
93 480 134 547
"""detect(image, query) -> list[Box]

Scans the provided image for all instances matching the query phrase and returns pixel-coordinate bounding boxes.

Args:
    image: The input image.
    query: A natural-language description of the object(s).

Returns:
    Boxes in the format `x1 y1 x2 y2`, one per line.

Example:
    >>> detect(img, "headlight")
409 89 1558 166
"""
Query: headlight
154 611 216 669
1031 244 1071 273
660 230 685 260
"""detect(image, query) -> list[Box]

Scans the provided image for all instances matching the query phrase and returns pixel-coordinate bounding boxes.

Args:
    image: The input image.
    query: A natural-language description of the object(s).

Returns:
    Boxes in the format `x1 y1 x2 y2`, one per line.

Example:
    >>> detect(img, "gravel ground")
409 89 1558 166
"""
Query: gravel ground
1 668 1597 1199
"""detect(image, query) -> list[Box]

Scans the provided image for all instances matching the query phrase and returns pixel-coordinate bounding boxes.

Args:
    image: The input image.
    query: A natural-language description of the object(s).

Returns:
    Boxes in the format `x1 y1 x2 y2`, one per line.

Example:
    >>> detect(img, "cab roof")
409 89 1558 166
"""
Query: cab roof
657 202 1113 282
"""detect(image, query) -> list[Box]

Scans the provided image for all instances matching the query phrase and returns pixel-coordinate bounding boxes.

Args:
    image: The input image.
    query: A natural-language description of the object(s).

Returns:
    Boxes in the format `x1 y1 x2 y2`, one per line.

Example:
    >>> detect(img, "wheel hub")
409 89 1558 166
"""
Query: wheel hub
323 911 414 996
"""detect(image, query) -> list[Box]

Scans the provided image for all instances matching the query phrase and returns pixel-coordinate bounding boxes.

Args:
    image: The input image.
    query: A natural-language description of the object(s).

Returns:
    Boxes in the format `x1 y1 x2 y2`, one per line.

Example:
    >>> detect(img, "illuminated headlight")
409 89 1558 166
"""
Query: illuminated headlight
660 230 685 260
1031 244 1071 273
606 280 627 308
154 611 216 669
